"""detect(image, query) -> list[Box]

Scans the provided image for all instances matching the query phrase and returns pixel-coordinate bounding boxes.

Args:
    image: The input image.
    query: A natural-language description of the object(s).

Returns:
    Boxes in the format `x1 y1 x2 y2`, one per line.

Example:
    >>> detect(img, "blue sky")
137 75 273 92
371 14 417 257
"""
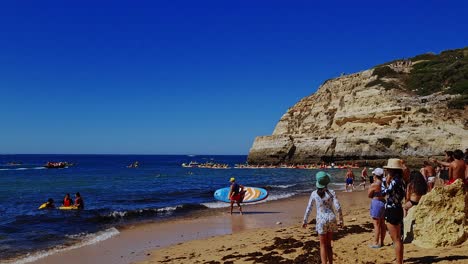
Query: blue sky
1 0 467 155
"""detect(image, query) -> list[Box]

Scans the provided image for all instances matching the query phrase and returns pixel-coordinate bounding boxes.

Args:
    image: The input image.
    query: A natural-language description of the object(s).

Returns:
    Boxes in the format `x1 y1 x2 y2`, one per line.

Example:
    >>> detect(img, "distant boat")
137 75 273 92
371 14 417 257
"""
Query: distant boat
182 161 199 168
44 162 68 169
127 161 139 168
6 161 22 166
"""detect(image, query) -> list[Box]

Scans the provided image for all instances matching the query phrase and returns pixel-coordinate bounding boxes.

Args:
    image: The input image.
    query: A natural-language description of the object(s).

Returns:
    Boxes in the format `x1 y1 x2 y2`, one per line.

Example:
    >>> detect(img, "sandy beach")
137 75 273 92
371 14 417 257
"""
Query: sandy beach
27 186 467 264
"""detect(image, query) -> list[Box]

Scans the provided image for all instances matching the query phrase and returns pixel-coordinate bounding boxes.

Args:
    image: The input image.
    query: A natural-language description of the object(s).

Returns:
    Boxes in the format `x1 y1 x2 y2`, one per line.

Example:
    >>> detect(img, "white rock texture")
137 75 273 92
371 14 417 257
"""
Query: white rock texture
248 67 468 164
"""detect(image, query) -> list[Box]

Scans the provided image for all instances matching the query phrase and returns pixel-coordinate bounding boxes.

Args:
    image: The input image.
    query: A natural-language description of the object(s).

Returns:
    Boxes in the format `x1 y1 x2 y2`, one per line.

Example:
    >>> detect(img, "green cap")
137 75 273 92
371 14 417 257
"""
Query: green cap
316 171 331 188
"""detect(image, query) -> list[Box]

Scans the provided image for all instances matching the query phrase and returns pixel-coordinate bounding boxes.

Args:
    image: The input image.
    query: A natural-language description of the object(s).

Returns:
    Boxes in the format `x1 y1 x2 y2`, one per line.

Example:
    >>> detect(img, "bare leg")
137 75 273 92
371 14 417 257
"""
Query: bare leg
372 218 380 246
386 223 403 264
319 234 328 264
326 232 333 264
380 218 386 246
237 201 243 215
230 201 234 215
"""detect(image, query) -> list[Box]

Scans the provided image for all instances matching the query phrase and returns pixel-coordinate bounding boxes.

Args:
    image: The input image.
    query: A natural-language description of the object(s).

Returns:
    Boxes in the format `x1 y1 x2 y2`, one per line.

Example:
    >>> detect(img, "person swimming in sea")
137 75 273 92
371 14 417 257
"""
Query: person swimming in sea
74 192 85 209
63 193 73 207
39 198 55 209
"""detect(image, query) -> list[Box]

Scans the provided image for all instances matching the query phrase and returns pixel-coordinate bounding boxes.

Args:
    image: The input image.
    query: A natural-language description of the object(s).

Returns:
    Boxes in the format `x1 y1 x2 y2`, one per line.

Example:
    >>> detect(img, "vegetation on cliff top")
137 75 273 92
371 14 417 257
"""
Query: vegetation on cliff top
367 47 468 109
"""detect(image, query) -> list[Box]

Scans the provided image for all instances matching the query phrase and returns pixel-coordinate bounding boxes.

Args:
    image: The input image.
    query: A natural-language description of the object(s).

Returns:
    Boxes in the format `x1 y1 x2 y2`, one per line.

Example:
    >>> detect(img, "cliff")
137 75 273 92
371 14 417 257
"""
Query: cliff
248 48 468 164
403 179 467 248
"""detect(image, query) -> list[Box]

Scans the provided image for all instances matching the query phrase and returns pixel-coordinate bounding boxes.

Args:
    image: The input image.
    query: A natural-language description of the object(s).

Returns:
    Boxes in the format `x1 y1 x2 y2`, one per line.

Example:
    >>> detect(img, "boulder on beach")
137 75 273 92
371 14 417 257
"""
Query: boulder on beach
404 179 467 248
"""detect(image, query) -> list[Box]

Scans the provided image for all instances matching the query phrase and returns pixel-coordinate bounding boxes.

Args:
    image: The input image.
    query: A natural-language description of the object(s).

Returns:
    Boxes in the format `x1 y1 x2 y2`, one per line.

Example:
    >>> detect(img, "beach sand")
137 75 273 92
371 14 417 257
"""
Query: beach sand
29 188 467 264
138 190 468 264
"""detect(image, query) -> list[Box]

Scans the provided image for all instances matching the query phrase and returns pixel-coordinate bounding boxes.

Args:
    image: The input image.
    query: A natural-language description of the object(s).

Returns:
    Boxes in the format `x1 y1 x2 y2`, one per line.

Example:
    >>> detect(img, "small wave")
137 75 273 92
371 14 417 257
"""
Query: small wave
268 184 296 189
202 202 230 208
88 204 208 224
9 227 120 264
0 167 46 171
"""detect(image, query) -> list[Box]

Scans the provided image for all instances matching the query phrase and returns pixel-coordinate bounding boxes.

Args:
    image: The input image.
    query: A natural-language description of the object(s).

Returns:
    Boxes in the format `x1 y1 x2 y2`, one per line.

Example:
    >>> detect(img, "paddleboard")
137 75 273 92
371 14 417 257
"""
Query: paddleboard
58 206 79 210
214 186 268 203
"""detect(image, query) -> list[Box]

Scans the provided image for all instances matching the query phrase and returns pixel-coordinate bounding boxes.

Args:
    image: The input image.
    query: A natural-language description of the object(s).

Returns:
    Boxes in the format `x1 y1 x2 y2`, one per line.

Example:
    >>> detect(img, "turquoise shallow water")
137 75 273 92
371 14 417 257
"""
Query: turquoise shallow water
0 154 347 262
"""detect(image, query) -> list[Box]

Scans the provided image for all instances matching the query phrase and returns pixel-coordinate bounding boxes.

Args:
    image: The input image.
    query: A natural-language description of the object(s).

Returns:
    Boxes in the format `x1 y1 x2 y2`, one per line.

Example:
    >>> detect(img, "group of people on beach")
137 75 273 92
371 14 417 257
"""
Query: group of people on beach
40 192 85 210
301 148 467 264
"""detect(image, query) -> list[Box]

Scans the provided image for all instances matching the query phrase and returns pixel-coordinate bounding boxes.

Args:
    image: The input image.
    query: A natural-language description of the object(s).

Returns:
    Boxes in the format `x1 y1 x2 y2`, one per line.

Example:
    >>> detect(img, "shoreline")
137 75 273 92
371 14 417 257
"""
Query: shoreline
18 183 467 264
23 192 316 264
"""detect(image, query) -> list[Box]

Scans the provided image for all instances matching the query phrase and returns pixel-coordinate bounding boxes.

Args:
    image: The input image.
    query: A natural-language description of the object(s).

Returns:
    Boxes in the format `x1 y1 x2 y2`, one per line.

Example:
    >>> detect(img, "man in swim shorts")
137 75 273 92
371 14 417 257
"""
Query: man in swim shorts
228 177 244 215
345 168 355 192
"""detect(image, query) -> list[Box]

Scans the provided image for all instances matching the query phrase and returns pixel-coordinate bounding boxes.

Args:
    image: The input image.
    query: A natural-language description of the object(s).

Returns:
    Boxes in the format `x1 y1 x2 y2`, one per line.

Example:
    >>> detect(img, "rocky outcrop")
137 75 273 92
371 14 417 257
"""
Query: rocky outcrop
403 179 467 248
248 50 468 164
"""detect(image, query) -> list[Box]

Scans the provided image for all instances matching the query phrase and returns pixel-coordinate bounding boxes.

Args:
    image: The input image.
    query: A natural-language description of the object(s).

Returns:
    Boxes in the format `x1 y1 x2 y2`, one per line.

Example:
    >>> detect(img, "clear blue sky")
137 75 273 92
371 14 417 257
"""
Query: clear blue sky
1 0 467 155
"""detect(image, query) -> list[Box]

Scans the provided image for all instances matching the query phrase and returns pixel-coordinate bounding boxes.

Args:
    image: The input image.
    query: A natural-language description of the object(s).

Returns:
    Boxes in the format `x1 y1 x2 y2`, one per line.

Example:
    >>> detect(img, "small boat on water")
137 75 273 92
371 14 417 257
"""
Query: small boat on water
44 162 69 169
127 161 139 168
6 161 22 166
182 161 200 168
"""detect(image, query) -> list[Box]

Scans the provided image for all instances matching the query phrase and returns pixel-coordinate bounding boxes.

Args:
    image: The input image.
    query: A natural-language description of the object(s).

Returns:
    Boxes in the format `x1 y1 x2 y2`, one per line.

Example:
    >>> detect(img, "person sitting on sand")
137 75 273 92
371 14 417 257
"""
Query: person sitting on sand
381 159 406 264
228 178 244 215
345 168 354 192
403 171 427 216
367 168 386 248
63 193 73 207
303 171 343 264
74 192 84 209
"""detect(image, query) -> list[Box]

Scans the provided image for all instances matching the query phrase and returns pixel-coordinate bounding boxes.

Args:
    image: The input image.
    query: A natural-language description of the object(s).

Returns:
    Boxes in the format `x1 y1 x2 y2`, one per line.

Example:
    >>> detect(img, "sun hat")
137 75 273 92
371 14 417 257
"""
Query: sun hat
372 168 384 176
230 177 235 182
316 171 331 188
383 158 403 170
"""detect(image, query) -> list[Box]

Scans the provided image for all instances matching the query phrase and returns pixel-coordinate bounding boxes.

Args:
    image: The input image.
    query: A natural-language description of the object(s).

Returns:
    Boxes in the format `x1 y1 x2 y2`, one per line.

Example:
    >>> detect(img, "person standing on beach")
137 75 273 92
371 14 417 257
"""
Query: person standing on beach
228 178 244 215
367 168 386 248
358 167 368 190
420 161 435 191
303 171 343 264
381 159 406 264
345 168 354 192
432 149 466 184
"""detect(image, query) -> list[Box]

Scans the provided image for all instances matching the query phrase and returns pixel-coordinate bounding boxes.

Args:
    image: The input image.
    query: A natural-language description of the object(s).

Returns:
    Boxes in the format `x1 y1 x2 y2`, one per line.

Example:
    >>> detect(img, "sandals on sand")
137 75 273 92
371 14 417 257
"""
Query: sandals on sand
368 245 381 249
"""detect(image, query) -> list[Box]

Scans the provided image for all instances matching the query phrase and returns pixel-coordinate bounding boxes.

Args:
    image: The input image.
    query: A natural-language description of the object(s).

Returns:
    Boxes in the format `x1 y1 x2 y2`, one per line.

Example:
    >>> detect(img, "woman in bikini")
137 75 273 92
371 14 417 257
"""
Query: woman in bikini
368 168 386 248
381 159 406 264
403 172 427 216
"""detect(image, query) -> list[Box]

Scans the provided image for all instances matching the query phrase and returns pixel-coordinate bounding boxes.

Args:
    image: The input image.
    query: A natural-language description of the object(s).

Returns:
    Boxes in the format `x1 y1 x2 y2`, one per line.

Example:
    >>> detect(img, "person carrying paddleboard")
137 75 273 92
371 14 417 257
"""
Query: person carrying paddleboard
228 177 244 215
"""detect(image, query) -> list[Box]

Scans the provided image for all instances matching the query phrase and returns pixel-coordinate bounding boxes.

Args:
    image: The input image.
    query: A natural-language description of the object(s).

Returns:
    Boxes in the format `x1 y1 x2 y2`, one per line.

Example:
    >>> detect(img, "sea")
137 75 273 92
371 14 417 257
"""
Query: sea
0 154 348 263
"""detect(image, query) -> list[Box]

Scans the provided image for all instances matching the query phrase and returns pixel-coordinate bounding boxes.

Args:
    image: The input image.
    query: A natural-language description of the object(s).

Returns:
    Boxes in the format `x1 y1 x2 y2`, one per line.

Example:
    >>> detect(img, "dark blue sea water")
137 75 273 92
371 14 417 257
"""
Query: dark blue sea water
0 154 346 263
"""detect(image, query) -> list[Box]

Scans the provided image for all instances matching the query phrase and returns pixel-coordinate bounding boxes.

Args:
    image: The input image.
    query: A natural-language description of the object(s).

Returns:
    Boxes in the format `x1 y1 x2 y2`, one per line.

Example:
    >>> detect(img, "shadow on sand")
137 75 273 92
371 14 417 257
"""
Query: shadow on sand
405 255 468 264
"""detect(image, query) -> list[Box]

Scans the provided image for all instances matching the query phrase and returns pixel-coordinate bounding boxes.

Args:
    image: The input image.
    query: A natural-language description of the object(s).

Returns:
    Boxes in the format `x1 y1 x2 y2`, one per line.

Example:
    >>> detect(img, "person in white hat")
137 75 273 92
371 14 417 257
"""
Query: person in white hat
367 168 386 248
303 171 343 264
381 159 406 264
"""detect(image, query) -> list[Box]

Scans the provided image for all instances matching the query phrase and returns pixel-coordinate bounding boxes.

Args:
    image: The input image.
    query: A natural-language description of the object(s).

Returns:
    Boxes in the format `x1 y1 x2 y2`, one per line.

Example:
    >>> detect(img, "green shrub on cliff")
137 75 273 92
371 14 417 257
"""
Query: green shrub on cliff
369 47 468 108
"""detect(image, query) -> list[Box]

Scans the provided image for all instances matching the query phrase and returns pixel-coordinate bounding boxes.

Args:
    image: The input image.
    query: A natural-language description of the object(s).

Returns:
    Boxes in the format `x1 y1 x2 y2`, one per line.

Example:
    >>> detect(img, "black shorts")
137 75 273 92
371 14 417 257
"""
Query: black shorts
384 206 403 225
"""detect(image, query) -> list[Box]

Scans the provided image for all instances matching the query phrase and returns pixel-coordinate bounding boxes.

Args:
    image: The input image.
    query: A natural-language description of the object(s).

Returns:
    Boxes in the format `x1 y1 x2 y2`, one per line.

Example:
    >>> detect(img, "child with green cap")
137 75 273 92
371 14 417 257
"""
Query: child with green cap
302 171 343 264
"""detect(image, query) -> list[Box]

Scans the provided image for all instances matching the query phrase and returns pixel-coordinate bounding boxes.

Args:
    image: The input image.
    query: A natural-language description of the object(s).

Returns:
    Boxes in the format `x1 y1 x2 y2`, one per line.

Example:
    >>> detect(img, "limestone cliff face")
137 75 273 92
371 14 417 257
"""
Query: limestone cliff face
403 179 467 248
248 61 467 164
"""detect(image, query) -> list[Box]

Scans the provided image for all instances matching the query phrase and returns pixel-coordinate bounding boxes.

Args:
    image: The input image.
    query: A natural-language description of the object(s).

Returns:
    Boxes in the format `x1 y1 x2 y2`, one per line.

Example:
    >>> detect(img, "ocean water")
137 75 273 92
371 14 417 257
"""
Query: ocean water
0 154 348 263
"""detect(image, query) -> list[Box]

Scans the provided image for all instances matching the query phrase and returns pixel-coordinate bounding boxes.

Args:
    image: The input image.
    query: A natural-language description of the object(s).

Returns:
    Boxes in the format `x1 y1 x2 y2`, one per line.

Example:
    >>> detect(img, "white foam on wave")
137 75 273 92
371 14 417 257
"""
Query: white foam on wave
270 184 296 189
0 167 45 171
202 192 297 208
8 227 120 264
